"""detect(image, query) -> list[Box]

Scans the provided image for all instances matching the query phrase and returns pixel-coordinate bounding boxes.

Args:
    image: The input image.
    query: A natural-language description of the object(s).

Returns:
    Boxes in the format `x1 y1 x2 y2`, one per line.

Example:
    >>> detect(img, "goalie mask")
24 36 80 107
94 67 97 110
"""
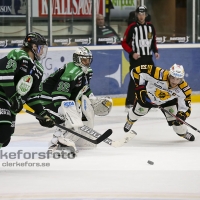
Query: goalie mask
73 46 93 74
23 32 48 61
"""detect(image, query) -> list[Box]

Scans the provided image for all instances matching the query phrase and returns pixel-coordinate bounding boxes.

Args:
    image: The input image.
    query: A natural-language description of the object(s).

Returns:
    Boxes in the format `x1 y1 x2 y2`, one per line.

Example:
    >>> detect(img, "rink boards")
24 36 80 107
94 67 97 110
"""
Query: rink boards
1 44 200 106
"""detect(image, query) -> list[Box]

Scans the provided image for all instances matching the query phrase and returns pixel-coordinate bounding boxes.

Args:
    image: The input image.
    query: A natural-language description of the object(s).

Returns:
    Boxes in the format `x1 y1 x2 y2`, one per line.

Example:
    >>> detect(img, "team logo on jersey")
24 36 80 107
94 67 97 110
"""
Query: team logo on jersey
6 59 17 70
148 32 152 39
155 88 171 100
16 75 33 96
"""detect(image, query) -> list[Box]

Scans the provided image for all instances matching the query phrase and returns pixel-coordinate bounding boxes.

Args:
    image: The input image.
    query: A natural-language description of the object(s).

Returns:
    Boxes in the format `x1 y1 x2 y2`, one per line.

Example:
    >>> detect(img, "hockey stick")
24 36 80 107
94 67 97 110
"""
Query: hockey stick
46 109 137 147
22 108 112 144
157 106 200 133
145 98 200 133
81 126 137 147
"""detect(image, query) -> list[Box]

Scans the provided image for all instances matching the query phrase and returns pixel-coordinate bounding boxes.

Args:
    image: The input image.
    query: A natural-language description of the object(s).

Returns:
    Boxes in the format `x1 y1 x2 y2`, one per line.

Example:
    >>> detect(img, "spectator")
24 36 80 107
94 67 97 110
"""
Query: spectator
96 14 121 45
122 6 160 112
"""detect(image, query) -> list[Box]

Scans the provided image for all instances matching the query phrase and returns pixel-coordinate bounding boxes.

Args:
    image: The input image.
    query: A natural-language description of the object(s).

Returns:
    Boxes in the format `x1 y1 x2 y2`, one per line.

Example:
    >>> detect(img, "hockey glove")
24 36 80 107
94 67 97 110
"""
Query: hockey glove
9 93 23 113
173 111 186 126
135 85 157 107
36 110 55 128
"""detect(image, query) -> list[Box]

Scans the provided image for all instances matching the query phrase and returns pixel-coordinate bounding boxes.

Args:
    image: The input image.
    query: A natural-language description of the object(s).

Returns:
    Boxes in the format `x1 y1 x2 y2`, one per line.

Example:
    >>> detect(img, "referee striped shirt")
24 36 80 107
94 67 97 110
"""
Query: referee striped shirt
122 22 158 56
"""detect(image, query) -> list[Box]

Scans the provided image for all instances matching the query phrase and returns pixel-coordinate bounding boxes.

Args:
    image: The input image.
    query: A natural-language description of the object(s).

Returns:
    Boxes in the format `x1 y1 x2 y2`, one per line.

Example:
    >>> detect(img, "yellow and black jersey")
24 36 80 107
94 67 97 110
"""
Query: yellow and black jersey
131 65 191 116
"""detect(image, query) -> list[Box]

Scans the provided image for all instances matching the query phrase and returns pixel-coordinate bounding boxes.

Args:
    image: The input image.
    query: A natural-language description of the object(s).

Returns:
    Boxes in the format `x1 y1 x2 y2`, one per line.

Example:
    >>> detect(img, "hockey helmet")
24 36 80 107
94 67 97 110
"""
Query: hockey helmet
169 64 185 79
135 6 148 15
73 46 93 74
23 32 48 61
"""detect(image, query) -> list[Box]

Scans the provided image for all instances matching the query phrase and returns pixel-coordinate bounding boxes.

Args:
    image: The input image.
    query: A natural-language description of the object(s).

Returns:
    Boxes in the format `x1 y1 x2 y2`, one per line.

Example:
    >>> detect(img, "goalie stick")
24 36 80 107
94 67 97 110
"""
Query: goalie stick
23 108 112 144
145 98 200 133
46 109 137 147
81 125 137 147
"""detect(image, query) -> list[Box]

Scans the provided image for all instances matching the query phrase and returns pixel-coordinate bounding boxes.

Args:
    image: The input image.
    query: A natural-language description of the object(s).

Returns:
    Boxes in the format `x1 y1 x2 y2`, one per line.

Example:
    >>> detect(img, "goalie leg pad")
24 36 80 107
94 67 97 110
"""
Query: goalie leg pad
64 127 97 148
58 101 84 128
64 128 80 143
90 97 113 116
81 95 95 128
49 130 78 154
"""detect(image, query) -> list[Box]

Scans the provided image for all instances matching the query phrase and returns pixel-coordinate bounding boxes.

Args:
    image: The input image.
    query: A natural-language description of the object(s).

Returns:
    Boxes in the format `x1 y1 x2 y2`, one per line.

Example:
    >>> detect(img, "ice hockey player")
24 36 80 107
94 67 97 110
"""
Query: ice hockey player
40 46 113 153
0 32 55 148
124 63 195 141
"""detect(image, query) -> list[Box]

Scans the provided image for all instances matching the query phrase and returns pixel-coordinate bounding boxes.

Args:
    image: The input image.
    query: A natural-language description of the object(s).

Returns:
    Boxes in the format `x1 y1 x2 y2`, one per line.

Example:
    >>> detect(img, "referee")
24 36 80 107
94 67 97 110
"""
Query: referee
122 5 160 112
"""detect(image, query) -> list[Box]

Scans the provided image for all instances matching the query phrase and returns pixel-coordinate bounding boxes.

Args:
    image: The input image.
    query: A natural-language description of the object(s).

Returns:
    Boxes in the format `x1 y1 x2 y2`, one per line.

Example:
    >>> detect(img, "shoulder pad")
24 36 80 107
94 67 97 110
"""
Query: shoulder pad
7 49 31 61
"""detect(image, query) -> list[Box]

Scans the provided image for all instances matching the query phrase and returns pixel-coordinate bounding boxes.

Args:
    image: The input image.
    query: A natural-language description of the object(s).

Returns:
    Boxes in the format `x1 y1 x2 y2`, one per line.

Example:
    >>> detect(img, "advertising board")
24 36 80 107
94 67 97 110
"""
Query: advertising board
0 45 200 95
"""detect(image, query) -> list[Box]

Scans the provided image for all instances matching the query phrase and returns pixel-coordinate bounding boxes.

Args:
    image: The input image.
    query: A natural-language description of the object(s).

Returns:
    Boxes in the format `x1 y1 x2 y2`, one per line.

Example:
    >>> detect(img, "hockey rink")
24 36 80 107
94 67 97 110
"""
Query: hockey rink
0 104 200 200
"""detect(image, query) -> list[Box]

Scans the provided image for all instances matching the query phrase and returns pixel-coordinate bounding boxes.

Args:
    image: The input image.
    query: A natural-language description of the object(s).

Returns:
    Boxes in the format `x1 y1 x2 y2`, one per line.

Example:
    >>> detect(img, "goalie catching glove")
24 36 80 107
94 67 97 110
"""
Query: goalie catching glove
89 94 113 116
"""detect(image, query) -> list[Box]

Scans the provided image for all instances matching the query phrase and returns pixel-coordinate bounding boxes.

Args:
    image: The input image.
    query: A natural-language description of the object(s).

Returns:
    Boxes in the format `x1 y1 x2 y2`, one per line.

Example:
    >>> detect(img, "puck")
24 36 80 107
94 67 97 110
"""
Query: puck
147 160 154 165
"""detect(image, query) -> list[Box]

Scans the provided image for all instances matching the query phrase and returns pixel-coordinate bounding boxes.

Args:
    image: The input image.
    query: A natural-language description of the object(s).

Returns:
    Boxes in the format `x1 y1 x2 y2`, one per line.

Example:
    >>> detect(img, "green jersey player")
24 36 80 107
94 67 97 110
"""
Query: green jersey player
0 32 55 148
40 46 112 153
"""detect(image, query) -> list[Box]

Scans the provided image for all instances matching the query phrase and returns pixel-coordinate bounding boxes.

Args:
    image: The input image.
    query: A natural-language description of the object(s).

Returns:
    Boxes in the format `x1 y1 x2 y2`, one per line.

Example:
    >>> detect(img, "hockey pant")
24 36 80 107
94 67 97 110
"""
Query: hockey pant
128 99 188 135
0 100 16 147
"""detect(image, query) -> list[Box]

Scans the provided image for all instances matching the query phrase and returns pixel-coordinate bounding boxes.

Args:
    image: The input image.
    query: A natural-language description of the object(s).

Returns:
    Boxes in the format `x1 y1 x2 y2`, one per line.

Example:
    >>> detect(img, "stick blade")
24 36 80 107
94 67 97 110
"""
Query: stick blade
95 129 113 144
111 130 137 147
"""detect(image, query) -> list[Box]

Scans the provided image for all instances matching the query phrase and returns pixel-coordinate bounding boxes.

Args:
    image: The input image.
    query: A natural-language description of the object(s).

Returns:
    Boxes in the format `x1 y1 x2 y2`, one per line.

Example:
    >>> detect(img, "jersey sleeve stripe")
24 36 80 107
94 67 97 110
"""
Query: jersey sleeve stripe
0 76 14 80
52 96 67 101
179 81 188 89
135 66 141 74
159 69 164 79
184 89 192 96
147 65 153 74
133 72 139 80
163 70 169 81
154 67 161 79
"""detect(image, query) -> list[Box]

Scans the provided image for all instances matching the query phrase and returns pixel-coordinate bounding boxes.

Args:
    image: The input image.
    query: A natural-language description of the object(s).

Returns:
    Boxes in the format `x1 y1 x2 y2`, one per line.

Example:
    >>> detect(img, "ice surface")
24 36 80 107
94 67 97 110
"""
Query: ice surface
0 104 200 200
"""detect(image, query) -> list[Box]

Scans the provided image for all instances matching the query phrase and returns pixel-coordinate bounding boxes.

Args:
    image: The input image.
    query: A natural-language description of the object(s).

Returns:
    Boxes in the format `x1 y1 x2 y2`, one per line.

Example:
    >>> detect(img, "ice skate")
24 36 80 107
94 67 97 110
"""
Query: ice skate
177 132 195 141
48 126 78 156
124 116 135 132
125 105 133 112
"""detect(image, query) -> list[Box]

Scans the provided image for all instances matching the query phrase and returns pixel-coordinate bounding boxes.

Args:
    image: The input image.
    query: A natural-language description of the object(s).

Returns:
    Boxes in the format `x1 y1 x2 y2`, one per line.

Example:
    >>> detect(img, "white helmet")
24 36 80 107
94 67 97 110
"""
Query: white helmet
73 46 93 74
169 64 185 79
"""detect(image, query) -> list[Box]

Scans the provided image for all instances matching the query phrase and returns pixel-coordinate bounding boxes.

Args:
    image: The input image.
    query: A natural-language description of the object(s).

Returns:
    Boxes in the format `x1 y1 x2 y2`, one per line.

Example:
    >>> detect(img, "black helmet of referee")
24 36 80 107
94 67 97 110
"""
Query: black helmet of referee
135 6 148 16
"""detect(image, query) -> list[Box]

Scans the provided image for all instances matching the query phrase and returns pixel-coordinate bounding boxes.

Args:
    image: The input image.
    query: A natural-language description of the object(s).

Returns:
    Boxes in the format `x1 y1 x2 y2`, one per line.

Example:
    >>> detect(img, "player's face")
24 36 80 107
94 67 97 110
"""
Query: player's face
168 75 182 88
137 12 146 24
32 44 48 60
81 58 91 67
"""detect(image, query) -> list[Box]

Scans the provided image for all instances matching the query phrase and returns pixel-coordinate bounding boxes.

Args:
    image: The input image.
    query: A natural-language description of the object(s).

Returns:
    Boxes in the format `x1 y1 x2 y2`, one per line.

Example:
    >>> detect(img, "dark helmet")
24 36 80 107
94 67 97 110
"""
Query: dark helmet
23 32 48 61
135 5 148 14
